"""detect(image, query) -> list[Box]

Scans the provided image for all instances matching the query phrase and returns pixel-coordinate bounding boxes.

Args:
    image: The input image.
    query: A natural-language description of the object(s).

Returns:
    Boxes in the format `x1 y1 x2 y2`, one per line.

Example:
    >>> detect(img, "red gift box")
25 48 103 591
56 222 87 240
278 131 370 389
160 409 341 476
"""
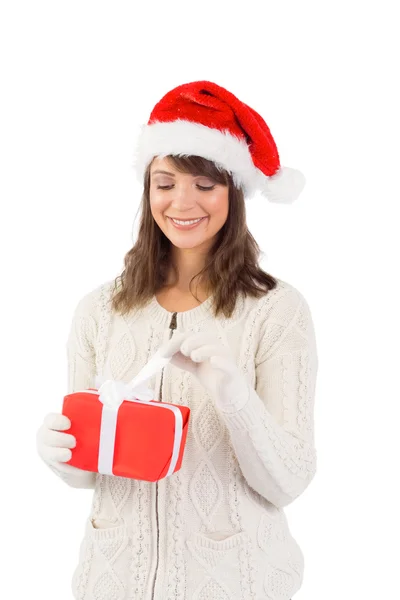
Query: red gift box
62 350 190 482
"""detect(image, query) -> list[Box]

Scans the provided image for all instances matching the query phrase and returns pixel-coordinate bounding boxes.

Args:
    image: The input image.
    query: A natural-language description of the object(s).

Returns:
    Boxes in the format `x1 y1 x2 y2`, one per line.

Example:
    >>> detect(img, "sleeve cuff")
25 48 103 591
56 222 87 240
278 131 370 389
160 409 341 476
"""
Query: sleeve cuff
218 386 267 431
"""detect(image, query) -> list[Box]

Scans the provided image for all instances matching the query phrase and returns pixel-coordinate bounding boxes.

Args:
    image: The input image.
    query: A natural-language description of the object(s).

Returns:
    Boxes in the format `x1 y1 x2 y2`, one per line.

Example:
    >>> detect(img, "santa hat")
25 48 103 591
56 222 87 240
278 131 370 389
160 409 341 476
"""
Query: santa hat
134 80 305 203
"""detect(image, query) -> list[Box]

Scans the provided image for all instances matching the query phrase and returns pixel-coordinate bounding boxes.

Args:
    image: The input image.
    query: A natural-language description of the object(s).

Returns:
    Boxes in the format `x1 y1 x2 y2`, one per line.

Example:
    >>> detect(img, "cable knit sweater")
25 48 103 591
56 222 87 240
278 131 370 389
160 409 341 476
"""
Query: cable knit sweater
61 276 318 600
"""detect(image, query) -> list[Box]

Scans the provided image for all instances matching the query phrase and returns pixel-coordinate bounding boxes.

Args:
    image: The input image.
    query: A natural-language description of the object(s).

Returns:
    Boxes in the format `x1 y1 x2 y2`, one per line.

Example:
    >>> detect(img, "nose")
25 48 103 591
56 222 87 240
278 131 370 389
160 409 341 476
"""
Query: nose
169 181 198 209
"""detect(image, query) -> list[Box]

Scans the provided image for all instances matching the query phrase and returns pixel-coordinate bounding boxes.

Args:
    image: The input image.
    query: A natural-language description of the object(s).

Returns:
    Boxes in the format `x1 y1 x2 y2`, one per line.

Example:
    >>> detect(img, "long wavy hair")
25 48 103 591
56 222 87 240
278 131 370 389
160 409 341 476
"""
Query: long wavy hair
111 155 278 319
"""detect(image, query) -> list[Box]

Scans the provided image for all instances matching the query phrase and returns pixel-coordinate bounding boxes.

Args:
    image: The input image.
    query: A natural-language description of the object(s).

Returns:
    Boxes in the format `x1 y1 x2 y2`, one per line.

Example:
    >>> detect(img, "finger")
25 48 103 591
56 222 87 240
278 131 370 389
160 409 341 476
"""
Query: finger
159 332 191 359
189 344 232 362
44 413 71 431
48 461 83 475
168 351 197 374
41 445 72 464
48 461 89 477
41 428 76 449
181 333 225 356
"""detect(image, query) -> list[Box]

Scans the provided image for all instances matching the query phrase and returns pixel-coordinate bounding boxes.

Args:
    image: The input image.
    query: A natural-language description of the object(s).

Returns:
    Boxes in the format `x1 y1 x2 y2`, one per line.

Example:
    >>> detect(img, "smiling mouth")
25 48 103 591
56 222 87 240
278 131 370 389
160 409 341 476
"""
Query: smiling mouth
167 216 208 229
167 217 207 221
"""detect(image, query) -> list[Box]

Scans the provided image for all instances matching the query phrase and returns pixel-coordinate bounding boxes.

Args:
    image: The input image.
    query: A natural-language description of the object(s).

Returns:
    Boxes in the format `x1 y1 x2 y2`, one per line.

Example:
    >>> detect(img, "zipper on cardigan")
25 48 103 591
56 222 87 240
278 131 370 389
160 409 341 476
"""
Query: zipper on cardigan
151 311 177 600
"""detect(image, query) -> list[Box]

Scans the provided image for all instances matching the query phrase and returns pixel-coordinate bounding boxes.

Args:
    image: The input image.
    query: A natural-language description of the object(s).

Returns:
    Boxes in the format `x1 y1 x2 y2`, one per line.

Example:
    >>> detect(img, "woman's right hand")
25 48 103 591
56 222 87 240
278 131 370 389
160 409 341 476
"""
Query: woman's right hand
36 413 96 489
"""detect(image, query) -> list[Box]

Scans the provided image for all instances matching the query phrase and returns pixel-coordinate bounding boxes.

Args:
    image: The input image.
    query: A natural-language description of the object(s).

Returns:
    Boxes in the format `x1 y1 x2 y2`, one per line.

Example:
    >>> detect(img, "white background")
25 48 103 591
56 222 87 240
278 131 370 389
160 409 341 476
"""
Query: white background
1 1 399 598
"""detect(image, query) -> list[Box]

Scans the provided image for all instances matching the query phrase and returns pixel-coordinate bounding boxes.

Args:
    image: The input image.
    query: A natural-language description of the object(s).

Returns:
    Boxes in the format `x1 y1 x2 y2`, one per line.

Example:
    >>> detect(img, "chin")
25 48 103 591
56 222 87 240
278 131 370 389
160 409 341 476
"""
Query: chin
170 240 206 249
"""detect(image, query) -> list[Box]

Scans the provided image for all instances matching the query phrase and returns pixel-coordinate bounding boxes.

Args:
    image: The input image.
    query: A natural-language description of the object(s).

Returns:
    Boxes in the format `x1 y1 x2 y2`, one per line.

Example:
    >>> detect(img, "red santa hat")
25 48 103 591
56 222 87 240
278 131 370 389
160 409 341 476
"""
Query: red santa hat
134 80 306 203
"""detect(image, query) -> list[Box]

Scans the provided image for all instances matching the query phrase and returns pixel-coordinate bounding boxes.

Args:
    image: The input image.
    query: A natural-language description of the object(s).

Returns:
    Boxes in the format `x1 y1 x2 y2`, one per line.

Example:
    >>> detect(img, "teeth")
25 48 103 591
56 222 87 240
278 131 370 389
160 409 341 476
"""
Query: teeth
171 217 203 226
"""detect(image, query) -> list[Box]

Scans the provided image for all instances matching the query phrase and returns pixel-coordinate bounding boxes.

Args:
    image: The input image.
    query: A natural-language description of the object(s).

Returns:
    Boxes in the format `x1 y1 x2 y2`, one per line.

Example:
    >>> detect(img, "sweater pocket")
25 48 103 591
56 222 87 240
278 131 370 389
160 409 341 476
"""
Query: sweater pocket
71 517 131 600
185 530 250 598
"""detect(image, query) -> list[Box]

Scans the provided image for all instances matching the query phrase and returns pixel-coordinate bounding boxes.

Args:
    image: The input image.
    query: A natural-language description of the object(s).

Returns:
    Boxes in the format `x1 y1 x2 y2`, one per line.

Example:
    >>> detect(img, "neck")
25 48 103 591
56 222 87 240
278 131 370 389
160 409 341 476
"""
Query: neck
167 247 210 294
165 278 210 297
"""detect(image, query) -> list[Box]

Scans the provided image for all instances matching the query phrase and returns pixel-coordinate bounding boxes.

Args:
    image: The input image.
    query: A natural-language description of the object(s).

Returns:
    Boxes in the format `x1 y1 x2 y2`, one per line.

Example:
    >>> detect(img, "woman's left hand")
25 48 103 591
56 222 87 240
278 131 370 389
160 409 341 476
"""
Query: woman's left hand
159 331 250 413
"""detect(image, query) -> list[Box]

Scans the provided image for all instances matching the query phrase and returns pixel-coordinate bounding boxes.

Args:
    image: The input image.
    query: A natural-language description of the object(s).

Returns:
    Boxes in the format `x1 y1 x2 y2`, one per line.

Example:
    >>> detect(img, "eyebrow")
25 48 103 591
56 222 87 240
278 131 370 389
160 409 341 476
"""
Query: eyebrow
151 170 176 177
151 170 215 181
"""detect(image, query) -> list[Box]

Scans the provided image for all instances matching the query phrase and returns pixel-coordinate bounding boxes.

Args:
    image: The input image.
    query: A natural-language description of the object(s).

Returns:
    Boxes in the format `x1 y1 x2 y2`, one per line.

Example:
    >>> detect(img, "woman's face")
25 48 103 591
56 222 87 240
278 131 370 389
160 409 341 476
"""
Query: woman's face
149 156 229 251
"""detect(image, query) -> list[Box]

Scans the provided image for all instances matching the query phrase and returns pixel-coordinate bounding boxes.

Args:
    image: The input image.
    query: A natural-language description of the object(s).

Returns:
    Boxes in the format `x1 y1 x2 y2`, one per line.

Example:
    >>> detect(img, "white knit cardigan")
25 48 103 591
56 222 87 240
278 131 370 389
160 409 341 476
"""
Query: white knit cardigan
59 276 318 600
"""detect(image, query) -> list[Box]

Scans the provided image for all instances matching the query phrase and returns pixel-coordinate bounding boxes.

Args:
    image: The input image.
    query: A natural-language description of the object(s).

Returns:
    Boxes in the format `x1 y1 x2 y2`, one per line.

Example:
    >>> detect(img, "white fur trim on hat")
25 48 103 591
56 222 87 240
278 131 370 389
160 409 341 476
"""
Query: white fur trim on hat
134 120 305 202
134 120 259 196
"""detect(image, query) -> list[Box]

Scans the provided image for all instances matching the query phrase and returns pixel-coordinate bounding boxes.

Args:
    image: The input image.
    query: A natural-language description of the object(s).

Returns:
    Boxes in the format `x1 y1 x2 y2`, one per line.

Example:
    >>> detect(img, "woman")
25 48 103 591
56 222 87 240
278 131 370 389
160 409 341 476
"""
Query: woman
37 80 318 600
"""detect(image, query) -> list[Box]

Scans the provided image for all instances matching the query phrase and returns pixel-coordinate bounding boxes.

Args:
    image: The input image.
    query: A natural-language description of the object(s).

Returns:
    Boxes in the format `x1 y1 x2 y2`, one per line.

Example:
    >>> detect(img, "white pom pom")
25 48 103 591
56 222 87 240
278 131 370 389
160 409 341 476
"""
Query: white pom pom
260 166 306 204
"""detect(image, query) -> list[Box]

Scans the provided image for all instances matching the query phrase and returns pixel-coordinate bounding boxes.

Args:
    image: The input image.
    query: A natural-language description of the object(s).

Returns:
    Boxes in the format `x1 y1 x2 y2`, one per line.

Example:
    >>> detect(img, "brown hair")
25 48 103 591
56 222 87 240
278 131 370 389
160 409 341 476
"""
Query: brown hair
111 155 278 319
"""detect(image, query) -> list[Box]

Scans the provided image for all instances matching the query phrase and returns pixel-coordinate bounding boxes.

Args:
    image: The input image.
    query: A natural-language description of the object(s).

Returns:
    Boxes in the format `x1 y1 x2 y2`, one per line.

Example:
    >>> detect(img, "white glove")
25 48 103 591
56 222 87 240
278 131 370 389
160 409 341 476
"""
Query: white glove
36 413 96 489
159 331 250 413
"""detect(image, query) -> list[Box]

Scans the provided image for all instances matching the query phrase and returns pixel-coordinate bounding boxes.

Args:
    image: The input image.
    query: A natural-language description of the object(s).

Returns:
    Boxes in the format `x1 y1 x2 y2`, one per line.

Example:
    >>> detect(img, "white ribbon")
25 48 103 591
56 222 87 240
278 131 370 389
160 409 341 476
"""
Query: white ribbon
96 350 183 478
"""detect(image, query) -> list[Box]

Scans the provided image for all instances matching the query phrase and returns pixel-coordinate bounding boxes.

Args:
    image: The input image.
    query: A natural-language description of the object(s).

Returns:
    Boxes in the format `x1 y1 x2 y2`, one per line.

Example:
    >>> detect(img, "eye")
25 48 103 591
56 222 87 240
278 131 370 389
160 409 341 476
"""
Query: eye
157 185 174 190
197 184 215 191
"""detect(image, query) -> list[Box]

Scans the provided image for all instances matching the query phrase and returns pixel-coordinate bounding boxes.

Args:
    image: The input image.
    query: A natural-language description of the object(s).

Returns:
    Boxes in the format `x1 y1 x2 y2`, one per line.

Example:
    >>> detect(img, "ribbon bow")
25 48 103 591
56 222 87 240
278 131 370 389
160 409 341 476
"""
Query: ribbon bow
94 349 173 476
97 349 171 408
